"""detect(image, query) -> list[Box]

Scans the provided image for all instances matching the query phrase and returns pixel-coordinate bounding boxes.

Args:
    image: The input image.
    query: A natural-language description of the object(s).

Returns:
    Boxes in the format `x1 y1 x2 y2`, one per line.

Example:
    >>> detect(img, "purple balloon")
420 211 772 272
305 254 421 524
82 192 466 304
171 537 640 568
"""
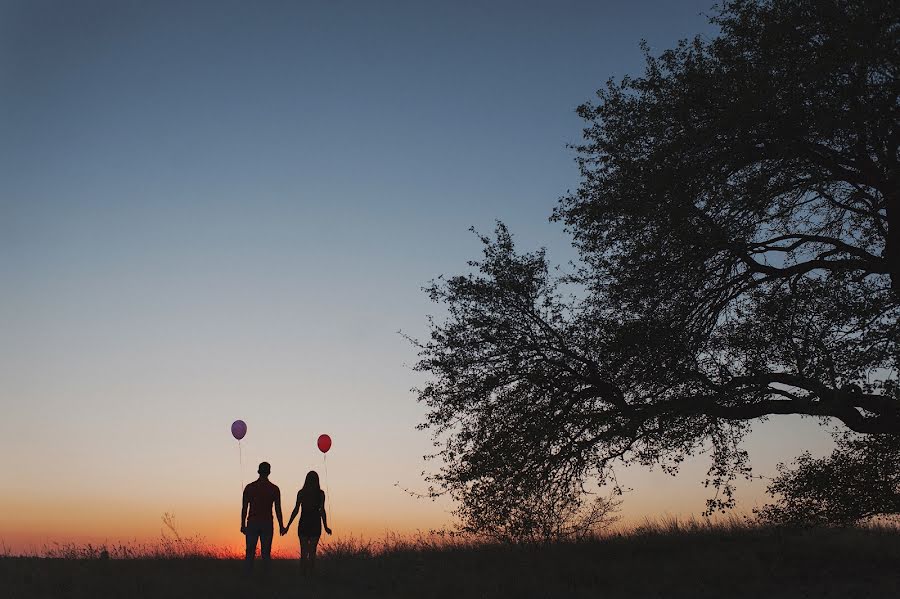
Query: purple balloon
231 420 247 440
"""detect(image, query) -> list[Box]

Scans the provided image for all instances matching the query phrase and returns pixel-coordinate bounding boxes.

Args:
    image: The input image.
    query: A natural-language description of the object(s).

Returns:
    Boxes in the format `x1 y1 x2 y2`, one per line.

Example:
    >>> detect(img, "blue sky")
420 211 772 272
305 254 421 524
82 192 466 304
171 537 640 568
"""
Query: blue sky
0 1 835 549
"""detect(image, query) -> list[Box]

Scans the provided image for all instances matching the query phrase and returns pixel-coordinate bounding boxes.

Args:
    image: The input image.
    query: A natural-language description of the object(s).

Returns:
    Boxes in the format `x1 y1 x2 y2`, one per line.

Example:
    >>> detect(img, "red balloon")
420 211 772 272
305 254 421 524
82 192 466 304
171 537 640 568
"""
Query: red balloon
231 420 247 440
317 434 332 453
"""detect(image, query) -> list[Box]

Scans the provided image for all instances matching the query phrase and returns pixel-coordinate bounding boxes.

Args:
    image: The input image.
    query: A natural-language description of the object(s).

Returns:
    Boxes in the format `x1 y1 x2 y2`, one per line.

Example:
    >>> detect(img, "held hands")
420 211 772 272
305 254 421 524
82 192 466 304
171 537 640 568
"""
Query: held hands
280 525 288 536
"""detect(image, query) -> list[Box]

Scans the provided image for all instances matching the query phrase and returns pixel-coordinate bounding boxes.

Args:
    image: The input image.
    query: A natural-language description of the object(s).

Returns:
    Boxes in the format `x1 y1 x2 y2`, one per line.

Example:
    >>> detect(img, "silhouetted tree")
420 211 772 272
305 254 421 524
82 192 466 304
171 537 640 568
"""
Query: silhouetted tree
755 431 900 526
413 0 899 526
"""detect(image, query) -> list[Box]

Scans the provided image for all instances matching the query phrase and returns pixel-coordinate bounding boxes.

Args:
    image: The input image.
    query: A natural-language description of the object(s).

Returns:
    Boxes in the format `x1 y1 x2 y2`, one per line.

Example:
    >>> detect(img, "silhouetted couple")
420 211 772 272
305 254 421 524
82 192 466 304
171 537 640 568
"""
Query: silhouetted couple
240 461 332 573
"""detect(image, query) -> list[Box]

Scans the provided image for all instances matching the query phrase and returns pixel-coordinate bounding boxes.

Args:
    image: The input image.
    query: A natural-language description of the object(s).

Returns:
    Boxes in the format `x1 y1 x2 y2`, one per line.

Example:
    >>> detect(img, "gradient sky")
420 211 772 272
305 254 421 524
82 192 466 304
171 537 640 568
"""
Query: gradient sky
0 0 837 553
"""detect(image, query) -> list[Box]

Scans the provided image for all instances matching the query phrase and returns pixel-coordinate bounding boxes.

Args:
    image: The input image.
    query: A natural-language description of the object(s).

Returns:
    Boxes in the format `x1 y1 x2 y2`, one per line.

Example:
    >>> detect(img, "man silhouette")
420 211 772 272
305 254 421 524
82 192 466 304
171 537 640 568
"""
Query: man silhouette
241 461 283 572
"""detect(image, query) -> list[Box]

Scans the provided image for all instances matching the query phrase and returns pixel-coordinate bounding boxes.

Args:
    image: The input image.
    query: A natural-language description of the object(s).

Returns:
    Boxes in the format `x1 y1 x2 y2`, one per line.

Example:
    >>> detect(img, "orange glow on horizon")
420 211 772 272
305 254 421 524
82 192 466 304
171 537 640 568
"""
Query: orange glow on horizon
0 418 831 555
1 490 728 556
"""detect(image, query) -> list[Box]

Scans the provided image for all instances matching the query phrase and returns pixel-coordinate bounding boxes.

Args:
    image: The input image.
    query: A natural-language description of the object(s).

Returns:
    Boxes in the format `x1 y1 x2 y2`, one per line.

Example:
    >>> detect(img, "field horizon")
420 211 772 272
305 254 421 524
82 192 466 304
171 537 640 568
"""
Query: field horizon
5 519 900 598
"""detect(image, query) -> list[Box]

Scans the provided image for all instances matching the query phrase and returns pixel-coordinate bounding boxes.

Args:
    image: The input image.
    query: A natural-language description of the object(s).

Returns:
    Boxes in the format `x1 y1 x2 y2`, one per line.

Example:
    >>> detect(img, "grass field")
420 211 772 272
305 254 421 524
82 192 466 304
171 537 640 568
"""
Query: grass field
4 520 900 598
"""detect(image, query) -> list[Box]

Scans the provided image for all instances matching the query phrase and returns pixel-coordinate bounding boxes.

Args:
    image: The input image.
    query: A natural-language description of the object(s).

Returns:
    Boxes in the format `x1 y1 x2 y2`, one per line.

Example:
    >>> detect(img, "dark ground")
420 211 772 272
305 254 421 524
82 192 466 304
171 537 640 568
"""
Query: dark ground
4 525 900 598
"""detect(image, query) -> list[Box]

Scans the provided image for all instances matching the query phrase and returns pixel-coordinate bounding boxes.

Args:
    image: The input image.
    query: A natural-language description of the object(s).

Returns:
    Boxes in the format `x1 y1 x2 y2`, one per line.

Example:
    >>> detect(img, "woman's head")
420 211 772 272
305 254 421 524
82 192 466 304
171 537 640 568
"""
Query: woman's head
302 470 320 492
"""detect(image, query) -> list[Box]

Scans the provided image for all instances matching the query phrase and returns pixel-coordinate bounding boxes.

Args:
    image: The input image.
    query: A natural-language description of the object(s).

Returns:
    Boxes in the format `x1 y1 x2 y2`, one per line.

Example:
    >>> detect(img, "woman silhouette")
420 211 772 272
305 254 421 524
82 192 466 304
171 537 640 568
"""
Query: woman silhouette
284 470 332 572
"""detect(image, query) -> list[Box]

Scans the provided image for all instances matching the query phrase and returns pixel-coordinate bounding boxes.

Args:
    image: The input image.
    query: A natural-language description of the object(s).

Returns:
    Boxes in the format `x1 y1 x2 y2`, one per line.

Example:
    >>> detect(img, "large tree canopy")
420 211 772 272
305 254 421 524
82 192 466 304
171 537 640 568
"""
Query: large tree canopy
413 0 899 525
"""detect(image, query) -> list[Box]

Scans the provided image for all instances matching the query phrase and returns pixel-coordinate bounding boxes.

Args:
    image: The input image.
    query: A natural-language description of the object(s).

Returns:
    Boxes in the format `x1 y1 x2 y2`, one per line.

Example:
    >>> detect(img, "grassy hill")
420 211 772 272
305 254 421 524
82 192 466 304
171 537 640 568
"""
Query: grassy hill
4 521 900 598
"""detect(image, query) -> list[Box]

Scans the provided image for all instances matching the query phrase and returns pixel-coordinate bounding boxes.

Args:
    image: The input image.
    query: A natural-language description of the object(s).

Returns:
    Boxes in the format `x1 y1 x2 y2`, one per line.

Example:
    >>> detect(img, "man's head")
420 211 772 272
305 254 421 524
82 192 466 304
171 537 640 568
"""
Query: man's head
258 462 271 476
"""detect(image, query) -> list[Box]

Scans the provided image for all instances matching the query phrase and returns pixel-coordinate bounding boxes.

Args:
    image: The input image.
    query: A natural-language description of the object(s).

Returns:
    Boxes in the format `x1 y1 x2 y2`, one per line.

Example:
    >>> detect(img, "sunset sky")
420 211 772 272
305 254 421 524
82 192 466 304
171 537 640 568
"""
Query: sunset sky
0 0 837 554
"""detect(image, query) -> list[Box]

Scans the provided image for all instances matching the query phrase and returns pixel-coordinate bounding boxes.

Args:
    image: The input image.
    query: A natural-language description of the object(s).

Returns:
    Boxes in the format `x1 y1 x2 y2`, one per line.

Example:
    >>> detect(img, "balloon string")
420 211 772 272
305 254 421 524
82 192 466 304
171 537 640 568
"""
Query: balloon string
239 440 244 492
323 453 332 524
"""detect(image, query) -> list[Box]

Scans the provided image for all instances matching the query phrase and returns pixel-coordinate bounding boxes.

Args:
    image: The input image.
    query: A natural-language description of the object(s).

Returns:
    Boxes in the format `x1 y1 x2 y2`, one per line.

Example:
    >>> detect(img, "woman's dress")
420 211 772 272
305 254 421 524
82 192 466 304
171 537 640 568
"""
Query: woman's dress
297 489 325 537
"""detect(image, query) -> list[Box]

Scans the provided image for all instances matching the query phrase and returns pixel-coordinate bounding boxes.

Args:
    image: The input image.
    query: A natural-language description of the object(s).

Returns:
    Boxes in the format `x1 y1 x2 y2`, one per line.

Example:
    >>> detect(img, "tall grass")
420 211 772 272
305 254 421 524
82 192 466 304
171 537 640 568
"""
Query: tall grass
5 516 898 560
6 512 236 560
4 520 900 598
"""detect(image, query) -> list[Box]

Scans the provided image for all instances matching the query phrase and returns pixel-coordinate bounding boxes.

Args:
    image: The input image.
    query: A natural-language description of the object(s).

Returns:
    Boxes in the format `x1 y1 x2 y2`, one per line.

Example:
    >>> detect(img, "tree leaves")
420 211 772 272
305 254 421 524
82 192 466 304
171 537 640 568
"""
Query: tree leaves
756 431 900 526
412 0 900 535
